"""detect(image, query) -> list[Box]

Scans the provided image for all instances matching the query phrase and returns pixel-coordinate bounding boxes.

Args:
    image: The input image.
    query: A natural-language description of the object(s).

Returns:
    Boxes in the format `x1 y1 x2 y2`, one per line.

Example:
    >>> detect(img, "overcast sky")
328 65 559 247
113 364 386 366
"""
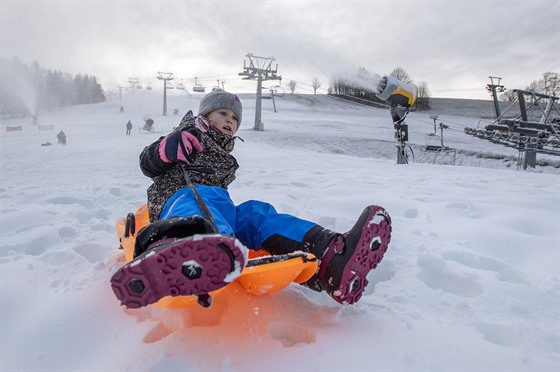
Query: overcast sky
2 0 558 99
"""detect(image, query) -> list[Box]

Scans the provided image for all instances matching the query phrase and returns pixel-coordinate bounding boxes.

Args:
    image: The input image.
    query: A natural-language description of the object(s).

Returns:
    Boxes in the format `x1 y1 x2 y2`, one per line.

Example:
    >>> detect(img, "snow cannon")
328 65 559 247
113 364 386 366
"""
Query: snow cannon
376 76 418 164
376 75 417 109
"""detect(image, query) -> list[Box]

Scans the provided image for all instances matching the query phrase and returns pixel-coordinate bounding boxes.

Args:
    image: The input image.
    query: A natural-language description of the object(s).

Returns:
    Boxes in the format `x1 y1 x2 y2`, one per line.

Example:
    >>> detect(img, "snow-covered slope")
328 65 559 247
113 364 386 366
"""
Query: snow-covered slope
1 90 558 371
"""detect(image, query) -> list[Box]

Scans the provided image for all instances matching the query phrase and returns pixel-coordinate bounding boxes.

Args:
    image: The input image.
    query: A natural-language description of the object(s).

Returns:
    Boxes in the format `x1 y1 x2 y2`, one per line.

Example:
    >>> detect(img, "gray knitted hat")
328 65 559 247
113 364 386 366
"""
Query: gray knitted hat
198 89 242 128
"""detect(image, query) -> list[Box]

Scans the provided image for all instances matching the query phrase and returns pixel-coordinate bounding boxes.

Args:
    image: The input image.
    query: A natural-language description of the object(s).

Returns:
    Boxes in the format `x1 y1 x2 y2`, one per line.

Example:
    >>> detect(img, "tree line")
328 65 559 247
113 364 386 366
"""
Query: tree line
500 71 560 101
1 58 106 117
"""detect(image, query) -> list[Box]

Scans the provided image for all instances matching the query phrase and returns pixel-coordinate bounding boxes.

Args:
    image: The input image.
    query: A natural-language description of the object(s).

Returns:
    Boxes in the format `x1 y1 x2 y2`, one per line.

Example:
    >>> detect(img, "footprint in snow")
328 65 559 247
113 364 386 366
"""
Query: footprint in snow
442 251 529 285
73 243 108 263
268 322 316 347
73 208 111 224
108 187 122 196
45 196 94 209
445 202 482 218
404 208 419 219
58 226 78 241
473 322 524 347
416 254 484 298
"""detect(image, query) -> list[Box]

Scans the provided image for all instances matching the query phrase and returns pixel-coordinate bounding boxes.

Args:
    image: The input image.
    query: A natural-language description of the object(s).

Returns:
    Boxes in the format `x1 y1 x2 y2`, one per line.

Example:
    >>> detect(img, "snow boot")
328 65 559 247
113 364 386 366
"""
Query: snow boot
305 205 392 304
111 234 248 309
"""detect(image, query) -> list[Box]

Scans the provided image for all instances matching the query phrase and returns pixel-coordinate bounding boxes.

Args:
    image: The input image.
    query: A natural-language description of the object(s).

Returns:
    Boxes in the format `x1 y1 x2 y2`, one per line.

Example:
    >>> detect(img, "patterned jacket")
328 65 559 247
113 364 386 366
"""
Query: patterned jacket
140 111 239 222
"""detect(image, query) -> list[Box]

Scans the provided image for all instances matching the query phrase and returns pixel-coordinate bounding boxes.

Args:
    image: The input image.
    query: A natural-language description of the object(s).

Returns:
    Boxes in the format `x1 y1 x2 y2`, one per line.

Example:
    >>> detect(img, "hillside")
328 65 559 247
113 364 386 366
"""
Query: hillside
1 90 558 371
425 97 520 118
251 93 559 171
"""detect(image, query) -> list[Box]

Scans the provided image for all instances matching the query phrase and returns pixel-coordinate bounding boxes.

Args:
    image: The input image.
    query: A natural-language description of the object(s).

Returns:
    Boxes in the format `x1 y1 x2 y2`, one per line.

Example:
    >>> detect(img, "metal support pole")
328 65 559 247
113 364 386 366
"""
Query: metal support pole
517 90 528 122
271 91 277 113
157 72 174 116
254 74 263 131
163 80 168 116
522 144 537 169
490 84 501 118
486 77 506 119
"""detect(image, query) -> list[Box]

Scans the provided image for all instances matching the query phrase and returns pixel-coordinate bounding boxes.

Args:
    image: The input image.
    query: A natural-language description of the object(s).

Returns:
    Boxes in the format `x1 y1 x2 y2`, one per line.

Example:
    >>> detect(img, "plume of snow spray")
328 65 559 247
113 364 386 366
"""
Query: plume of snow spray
331 68 384 94
1 59 39 117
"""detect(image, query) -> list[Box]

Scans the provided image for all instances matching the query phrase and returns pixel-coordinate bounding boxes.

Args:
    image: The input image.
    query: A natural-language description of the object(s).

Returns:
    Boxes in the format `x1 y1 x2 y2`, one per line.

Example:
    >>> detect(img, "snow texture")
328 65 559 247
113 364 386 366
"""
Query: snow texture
1 89 559 371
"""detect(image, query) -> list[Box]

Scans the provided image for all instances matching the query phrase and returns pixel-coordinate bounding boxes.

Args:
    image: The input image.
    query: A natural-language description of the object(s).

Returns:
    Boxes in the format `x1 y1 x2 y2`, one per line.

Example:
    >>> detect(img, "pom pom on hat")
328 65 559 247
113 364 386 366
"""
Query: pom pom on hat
198 89 243 128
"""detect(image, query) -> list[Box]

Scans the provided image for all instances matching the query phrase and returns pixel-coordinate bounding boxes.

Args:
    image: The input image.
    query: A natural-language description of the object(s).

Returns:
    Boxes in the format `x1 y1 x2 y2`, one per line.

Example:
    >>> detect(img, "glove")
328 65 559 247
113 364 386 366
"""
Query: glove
158 129 203 164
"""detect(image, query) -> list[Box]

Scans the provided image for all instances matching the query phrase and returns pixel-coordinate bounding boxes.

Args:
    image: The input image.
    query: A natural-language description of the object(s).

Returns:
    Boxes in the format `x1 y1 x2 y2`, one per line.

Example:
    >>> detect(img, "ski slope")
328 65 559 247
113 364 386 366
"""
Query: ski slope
1 90 559 371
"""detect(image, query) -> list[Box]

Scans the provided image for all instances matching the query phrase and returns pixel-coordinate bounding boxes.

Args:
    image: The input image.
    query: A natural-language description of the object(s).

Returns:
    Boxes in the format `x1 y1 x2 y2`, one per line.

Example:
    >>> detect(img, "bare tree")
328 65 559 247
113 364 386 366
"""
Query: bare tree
416 81 431 110
499 90 517 102
525 72 560 97
311 77 322 94
288 80 297 94
528 80 540 91
389 67 414 85
542 71 560 96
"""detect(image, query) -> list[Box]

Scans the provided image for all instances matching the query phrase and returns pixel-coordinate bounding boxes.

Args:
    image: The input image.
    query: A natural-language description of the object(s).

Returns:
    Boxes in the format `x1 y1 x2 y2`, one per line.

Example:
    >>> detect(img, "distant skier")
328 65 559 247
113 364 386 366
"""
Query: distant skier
111 89 392 309
126 120 132 135
56 130 67 145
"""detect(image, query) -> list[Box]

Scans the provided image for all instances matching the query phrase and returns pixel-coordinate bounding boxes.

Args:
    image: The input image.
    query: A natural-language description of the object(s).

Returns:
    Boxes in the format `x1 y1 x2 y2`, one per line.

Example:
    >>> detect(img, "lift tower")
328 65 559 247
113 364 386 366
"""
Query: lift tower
486 76 506 118
157 72 174 116
239 54 282 131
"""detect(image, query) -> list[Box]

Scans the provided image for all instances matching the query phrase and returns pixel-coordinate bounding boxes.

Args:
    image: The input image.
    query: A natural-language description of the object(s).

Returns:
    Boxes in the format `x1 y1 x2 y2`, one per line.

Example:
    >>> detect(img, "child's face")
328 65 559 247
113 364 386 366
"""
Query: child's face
206 108 238 136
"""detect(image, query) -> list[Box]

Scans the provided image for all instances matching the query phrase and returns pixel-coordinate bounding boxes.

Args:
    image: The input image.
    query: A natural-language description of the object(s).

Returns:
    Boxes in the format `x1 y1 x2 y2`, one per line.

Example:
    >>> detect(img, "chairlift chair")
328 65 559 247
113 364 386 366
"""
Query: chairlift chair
422 116 456 164
274 86 285 98
424 115 442 150
193 77 206 92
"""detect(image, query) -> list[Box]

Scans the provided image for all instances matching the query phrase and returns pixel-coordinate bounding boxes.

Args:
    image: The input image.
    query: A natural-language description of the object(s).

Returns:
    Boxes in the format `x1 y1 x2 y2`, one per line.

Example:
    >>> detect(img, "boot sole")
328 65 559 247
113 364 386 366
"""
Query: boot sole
110 234 246 308
327 206 392 304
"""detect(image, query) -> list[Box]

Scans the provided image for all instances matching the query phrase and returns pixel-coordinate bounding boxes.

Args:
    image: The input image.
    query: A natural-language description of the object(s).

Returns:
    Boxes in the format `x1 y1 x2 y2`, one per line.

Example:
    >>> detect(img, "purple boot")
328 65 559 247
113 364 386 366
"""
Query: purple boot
111 234 247 308
313 206 392 304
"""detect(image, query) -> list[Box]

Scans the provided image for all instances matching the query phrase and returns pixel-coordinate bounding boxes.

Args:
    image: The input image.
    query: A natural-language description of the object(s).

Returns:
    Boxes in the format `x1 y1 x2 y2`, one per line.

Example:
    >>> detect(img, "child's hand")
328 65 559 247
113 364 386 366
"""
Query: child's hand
158 129 203 164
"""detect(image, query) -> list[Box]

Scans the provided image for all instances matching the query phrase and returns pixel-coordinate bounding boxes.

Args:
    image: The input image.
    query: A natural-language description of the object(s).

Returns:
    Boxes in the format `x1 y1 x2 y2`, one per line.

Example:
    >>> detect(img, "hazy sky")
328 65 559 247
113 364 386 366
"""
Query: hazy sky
2 0 559 99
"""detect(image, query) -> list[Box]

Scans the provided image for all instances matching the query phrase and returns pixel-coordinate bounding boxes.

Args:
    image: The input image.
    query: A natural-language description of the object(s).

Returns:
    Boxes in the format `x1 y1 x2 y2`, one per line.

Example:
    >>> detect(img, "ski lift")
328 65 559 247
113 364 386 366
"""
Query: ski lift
266 85 284 98
422 115 456 165
192 77 206 92
146 83 152 90
424 115 442 149
213 79 224 92
273 85 285 98
176 79 185 90
137 83 143 90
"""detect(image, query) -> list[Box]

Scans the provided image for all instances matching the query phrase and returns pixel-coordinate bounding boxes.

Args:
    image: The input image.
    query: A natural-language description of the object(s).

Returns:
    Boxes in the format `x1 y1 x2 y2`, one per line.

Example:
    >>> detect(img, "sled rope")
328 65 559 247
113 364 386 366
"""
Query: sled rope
179 163 219 233
246 252 316 267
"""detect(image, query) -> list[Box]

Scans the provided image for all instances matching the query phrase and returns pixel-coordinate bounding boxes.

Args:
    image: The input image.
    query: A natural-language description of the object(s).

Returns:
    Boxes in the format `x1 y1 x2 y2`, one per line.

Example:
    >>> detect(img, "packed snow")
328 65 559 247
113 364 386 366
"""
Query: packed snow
1 89 559 371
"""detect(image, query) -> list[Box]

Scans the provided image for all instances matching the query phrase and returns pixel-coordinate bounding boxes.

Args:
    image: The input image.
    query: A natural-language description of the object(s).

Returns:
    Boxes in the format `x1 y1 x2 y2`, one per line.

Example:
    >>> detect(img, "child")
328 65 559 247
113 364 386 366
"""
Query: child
111 89 392 309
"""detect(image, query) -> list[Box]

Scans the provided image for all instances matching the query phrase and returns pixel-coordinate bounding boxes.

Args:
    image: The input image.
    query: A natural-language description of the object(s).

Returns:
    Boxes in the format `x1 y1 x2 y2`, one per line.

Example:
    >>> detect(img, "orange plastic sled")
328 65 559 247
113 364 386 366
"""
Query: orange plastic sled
115 204 318 308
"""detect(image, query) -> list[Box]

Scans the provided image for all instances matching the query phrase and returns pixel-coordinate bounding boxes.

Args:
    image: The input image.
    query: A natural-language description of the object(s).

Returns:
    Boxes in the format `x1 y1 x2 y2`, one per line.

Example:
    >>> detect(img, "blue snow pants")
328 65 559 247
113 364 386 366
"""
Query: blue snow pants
159 185 316 250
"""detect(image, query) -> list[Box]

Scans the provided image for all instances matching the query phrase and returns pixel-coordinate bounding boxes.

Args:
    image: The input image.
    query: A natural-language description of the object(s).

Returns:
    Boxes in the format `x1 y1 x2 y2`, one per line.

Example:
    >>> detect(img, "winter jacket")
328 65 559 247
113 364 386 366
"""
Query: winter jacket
140 111 239 222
